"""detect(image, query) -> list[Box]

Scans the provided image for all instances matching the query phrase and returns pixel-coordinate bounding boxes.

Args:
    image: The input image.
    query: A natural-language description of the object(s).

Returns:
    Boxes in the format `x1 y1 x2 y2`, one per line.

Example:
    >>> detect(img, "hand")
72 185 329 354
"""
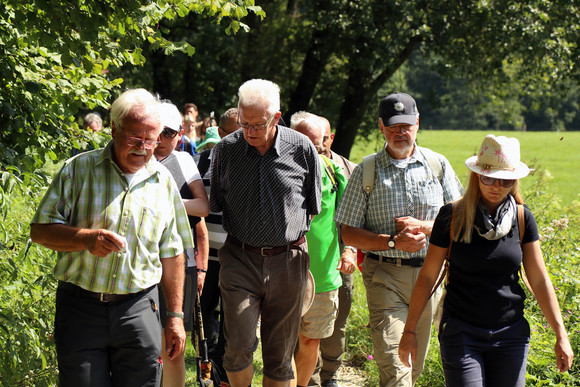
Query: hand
197 271 206 296
87 229 126 257
393 228 427 253
395 216 425 234
337 250 356 274
164 316 186 360
554 336 574 373
398 332 417 368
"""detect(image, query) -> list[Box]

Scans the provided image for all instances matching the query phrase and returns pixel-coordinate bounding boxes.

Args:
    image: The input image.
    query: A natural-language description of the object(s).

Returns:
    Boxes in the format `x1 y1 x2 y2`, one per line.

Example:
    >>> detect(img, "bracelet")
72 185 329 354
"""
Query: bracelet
197 268 207 273
402 331 417 336
167 311 184 319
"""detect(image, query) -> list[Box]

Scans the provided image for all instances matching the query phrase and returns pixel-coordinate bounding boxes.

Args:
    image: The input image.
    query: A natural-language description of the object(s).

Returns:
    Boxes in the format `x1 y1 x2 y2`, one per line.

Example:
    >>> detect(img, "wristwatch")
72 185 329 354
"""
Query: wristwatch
167 311 185 319
388 235 396 249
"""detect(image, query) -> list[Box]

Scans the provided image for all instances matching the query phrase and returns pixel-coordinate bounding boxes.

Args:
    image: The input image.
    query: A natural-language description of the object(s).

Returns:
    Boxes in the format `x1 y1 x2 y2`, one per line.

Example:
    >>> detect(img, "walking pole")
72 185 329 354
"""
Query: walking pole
195 291 212 386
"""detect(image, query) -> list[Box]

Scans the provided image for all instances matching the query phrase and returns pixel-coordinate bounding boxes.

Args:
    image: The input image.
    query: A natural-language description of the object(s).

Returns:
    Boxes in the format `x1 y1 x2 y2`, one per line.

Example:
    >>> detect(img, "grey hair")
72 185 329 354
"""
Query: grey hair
110 88 161 130
83 112 102 127
290 111 324 138
238 79 280 116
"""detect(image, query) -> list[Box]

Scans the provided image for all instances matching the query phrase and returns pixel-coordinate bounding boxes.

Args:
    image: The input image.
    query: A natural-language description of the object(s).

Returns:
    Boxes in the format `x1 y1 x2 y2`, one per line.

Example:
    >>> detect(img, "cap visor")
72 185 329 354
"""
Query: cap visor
386 115 417 126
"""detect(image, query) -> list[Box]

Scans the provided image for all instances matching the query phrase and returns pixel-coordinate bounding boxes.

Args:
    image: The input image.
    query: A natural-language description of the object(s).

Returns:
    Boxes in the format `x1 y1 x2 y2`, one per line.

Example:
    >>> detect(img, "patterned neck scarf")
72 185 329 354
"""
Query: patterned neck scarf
475 195 516 240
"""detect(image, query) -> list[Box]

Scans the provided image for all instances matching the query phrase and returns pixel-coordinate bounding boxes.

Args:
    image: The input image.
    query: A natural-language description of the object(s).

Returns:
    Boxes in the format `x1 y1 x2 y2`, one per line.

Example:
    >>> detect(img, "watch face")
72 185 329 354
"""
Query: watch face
388 240 395 248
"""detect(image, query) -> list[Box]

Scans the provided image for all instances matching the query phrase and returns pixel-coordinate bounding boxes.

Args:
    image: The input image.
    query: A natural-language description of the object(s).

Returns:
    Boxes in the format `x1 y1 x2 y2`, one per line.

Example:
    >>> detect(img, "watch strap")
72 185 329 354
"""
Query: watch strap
167 310 185 319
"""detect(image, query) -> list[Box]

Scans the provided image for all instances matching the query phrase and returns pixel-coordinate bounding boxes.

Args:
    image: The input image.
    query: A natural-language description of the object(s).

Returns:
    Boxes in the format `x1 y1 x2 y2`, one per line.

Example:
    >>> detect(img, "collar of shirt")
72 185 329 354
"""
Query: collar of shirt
243 125 281 157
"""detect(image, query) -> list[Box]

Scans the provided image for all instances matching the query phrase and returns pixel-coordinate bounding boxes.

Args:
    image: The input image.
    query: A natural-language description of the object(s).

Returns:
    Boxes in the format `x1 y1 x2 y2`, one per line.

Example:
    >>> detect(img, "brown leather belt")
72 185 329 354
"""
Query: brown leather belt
226 235 306 256
58 281 154 303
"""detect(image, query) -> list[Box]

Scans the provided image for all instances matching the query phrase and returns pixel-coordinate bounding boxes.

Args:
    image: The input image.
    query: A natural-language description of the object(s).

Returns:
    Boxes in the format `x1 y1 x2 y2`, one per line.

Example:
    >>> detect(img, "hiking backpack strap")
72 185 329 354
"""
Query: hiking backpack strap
320 154 339 193
517 204 535 296
361 153 376 196
417 146 443 184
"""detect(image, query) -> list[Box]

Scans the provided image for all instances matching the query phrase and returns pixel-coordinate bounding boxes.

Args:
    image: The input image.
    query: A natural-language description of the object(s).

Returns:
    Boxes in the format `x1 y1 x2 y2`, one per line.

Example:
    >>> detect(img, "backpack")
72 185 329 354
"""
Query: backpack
355 146 444 271
361 146 443 196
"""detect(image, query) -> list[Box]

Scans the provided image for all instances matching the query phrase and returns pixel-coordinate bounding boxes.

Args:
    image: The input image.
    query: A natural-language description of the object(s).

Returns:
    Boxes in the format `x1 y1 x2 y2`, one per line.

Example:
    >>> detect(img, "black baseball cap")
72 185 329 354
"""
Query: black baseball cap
379 92 419 126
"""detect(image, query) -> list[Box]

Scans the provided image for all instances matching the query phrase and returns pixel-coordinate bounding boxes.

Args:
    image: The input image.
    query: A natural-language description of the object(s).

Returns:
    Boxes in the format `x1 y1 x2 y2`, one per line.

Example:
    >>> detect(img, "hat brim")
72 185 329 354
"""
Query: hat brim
385 114 417 126
465 156 530 180
197 139 219 150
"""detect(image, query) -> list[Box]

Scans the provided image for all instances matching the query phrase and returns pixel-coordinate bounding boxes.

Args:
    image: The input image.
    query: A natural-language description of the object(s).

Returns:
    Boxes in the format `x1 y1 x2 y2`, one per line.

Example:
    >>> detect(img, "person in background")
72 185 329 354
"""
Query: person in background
210 79 321 387
30 88 193 387
399 134 573 387
180 114 198 155
334 92 464 386
310 115 357 387
290 112 351 387
155 102 210 387
184 102 199 124
196 126 221 153
83 112 103 132
197 113 217 146
194 107 239 385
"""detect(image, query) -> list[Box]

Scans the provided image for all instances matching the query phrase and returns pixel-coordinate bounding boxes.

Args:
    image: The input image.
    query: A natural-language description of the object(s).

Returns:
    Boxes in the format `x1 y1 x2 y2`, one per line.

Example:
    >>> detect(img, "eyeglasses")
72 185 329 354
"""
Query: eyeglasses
119 127 160 150
161 126 180 139
237 114 275 131
384 124 416 133
479 175 515 188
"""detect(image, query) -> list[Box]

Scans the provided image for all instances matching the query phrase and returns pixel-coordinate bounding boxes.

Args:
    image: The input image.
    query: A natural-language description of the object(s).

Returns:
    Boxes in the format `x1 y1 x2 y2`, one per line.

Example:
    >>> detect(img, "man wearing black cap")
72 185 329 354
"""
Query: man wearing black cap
334 93 463 386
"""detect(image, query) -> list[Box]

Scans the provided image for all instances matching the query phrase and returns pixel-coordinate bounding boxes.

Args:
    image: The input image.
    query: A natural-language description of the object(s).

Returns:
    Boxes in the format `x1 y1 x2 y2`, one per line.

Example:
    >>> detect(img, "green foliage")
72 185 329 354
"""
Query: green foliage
0 0 263 174
0 170 58 386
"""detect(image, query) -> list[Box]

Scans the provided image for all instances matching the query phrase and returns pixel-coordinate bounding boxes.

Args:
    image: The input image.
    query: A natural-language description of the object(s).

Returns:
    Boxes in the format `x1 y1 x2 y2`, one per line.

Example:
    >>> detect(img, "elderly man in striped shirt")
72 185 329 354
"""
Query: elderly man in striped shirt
30 89 193 387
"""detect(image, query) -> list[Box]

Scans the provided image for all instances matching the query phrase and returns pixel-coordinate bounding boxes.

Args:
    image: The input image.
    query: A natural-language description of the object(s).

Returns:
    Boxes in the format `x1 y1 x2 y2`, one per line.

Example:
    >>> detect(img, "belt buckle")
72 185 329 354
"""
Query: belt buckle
99 293 108 302
260 246 274 256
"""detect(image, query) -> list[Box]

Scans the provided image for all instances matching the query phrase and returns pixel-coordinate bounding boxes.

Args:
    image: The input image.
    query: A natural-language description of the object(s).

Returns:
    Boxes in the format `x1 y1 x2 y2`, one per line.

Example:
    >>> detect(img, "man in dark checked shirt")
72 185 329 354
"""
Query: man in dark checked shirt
210 79 322 387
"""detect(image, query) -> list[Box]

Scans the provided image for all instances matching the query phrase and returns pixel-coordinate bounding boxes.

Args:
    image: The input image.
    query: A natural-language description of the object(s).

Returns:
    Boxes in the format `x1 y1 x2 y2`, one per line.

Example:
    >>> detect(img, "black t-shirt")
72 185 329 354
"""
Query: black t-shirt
430 202 540 328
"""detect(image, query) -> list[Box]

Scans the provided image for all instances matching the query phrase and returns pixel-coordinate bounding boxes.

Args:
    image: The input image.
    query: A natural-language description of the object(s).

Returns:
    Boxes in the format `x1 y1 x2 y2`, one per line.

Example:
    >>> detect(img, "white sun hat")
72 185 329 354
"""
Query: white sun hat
465 134 531 179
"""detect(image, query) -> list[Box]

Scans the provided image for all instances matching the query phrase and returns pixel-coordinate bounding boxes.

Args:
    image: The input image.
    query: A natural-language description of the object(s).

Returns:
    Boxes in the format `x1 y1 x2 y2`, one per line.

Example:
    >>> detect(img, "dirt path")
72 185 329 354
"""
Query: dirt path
332 363 368 386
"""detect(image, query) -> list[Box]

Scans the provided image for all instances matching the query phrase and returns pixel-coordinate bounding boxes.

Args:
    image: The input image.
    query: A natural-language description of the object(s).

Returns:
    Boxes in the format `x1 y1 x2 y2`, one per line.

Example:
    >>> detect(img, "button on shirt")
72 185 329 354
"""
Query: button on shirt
334 145 463 258
31 142 194 294
210 126 321 246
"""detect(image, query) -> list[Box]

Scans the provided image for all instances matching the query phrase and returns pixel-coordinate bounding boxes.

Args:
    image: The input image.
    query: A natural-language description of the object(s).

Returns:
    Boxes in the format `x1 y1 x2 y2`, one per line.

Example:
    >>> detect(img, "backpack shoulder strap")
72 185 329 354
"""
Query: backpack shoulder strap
362 153 376 196
320 155 338 193
417 146 443 183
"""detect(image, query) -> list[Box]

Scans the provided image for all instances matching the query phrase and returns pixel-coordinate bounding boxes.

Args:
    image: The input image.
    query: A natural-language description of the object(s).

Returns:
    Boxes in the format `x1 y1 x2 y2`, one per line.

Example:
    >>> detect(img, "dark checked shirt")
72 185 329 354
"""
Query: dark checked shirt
210 125 321 246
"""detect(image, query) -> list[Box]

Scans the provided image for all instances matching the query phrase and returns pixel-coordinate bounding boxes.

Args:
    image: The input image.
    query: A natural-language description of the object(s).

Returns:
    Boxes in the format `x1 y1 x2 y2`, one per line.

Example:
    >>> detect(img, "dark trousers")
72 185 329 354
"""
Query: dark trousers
439 315 530 387
200 259 226 368
55 283 162 387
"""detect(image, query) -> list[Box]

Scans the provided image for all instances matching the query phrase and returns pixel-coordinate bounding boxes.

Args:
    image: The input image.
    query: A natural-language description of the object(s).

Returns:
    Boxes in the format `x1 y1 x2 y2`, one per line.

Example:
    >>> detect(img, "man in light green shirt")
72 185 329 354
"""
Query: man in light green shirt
30 89 193 387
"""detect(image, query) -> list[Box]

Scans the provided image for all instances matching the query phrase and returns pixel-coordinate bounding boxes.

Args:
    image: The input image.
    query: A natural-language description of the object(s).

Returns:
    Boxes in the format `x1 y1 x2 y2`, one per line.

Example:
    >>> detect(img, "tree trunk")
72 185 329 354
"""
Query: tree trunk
284 28 333 123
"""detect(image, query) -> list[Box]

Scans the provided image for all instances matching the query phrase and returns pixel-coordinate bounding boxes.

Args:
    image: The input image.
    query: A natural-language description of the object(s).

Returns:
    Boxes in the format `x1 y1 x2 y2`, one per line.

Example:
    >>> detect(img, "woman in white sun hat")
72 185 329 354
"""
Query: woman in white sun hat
399 134 573 386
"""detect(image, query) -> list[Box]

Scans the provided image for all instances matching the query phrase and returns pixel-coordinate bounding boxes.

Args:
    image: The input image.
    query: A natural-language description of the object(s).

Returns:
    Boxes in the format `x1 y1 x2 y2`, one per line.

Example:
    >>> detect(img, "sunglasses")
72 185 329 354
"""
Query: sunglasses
479 175 515 188
161 126 180 139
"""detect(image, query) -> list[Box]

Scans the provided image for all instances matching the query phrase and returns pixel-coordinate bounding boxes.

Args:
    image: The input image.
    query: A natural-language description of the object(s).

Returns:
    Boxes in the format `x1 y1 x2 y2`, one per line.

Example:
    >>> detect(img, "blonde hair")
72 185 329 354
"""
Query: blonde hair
453 172 523 243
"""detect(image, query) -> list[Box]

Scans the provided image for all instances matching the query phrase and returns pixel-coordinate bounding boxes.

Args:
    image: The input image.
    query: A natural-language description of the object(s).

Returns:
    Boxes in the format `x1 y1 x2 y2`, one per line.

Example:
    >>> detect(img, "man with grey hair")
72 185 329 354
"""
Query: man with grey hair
83 112 103 132
210 79 321 387
290 112 350 387
312 115 357 387
335 92 463 386
31 88 194 387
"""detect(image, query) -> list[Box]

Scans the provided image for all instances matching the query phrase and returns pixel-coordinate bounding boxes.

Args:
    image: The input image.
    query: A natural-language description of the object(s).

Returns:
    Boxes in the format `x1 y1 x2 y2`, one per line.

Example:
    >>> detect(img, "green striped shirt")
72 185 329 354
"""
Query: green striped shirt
32 142 194 294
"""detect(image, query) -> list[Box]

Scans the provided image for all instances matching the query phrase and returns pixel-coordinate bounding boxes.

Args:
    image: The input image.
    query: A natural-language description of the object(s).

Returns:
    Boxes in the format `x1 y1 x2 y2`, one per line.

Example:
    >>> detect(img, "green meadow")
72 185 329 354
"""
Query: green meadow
349 130 580 206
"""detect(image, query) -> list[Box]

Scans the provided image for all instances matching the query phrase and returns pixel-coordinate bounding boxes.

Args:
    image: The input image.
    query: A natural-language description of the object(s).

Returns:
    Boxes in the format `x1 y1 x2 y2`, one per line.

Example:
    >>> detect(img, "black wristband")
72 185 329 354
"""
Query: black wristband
197 268 207 273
